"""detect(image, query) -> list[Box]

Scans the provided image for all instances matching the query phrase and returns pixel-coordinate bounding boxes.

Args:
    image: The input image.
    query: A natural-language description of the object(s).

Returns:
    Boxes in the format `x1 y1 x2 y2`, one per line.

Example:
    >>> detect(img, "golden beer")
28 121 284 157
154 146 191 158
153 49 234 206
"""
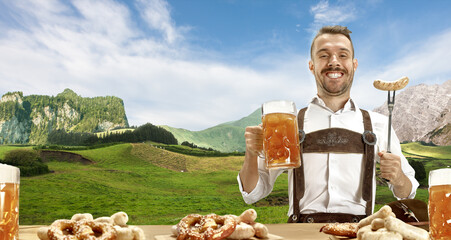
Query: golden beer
0 164 20 240
261 101 301 169
428 168 451 240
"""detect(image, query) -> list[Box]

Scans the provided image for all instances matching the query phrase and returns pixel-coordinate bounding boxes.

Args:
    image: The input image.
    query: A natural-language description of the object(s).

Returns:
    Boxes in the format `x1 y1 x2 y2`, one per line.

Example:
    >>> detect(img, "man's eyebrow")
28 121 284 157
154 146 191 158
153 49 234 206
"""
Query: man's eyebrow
316 48 351 54
340 48 351 53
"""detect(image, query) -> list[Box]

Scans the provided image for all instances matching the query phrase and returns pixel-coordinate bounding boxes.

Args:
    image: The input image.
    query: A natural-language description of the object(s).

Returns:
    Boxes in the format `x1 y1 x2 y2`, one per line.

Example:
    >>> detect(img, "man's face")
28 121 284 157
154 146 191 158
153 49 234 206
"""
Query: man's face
309 33 358 97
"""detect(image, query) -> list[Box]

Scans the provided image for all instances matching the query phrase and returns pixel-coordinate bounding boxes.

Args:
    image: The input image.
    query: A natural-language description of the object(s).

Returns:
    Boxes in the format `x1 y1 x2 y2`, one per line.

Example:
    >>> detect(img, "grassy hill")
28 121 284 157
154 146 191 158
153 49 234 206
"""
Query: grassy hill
14 143 288 225
1 142 449 225
374 142 450 210
160 108 261 153
401 142 451 186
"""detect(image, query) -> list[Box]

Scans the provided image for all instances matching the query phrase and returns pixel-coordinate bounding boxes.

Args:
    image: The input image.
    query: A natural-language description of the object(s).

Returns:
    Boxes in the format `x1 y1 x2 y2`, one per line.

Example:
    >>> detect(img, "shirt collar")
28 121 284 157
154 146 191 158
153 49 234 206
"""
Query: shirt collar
311 95 358 113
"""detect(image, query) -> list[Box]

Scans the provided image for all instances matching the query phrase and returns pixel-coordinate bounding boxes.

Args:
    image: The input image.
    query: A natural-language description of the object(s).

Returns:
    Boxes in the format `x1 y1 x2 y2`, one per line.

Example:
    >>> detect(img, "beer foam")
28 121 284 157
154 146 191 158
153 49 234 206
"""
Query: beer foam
429 168 451 187
0 164 20 183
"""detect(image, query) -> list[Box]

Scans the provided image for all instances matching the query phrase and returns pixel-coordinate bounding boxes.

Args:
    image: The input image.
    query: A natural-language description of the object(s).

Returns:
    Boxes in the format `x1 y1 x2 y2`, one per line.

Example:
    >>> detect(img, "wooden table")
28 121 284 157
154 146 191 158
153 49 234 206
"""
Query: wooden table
19 223 343 240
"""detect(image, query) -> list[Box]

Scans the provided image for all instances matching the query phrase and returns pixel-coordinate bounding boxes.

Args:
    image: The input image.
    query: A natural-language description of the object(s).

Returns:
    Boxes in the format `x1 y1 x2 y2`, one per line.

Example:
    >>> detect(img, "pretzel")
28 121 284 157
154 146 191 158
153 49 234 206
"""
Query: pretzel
373 76 409 91
319 222 358 238
176 214 237 240
75 220 117 240
47 220 78 240
39 212 144 240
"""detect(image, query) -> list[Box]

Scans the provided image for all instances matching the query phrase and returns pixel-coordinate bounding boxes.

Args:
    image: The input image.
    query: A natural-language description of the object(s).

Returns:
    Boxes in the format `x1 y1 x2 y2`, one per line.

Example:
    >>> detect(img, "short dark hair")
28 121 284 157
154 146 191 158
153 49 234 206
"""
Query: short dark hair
310 25 354 58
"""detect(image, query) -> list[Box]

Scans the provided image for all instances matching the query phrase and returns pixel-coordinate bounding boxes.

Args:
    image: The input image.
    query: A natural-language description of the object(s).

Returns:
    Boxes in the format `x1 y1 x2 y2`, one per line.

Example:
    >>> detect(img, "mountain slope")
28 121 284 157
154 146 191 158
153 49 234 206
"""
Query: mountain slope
0 89 129 144
160 108 261 152
163 80 451 152
373 80 451 145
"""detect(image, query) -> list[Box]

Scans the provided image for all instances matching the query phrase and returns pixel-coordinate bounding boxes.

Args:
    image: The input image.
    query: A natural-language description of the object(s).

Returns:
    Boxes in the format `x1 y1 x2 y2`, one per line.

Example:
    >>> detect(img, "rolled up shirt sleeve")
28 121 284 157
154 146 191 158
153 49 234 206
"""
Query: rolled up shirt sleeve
373 115 419 200
237 156 285 204
387 130 419 199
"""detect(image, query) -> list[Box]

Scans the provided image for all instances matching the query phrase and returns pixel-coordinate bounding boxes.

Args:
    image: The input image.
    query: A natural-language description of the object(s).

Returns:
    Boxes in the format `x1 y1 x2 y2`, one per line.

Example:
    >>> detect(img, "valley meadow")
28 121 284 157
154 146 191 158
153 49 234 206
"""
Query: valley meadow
0 142 449 225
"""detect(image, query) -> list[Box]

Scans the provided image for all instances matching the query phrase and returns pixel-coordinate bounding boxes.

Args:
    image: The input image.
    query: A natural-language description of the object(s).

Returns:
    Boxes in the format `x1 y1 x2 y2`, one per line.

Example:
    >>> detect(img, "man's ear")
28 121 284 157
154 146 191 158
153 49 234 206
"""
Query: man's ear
308 60 314 73
353 58 358 71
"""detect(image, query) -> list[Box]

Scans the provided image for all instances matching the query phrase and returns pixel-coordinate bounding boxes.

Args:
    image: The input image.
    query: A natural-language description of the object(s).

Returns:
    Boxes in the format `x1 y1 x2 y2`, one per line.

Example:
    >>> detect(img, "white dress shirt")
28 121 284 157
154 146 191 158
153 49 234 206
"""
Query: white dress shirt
238 96 419 217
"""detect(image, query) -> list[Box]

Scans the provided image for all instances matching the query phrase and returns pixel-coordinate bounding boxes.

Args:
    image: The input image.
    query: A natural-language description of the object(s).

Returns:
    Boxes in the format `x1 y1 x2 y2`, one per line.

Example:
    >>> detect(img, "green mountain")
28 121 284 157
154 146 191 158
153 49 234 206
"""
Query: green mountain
160 108 262 152
0 89 129 144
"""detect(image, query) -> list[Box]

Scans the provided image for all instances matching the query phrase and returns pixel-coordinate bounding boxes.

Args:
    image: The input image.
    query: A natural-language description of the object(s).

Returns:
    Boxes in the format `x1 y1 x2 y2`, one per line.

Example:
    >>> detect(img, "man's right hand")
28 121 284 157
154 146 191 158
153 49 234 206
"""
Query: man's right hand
240 125 263 193
244 125 263 157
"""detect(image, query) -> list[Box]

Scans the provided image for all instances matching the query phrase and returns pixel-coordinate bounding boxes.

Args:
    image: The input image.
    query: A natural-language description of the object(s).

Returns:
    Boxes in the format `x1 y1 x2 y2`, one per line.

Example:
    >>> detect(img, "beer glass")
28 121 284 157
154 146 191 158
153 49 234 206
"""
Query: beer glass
261 100 301 169
428 168 451 239
0 164 20 240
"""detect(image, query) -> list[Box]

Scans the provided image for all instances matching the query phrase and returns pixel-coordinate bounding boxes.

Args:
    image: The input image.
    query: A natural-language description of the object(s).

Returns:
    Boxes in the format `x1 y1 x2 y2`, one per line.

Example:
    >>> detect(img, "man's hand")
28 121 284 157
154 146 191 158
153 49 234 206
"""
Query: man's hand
244 125 263 157
239 125 263 193
379 151 403 185
378 151 412 198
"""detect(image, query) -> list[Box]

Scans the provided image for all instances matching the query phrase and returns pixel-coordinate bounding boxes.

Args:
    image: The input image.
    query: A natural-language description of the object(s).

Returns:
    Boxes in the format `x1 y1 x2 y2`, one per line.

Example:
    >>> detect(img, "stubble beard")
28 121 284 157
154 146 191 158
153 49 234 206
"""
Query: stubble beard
317 68 354 97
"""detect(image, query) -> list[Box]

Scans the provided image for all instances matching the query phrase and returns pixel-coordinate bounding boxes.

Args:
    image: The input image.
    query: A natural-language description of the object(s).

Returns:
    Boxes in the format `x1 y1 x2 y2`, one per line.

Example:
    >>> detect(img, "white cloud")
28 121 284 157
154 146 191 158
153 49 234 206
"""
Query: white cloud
352 28 451 110
135 0 183 44
310 0 356 28
0 0 313 131
3 0 444 131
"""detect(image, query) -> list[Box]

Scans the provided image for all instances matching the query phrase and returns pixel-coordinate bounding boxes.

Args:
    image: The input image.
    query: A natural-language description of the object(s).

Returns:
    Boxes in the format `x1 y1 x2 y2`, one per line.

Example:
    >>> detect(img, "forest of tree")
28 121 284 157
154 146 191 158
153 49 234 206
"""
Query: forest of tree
47 123 177 146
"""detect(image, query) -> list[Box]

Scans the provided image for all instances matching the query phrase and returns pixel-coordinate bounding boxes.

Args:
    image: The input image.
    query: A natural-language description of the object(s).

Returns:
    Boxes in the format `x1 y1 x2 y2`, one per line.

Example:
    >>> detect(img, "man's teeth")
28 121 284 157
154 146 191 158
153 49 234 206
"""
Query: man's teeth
327 72 342 78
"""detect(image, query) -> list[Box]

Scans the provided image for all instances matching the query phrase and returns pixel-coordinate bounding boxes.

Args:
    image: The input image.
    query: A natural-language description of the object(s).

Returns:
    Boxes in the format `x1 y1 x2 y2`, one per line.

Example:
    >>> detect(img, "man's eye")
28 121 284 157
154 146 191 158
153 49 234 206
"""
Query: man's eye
340 54 348 58
320 55 328 58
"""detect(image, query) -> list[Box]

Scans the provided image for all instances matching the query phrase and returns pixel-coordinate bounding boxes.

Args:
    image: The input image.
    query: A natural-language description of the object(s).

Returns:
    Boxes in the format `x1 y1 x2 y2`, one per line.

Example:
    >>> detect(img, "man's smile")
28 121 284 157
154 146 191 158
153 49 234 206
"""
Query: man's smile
326 72 344 79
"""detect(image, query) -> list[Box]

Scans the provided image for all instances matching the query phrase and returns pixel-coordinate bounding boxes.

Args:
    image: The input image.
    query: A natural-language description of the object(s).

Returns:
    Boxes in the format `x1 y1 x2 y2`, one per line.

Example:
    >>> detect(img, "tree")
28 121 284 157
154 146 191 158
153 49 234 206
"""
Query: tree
1 149 50 176
408 159 426 182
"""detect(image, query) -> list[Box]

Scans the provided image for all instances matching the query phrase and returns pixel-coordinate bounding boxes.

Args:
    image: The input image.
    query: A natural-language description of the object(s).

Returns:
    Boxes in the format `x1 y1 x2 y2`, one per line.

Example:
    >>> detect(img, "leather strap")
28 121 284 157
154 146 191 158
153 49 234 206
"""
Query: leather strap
361 109 375 216
291 108 376 222
292 107 308 223
288 213 367 223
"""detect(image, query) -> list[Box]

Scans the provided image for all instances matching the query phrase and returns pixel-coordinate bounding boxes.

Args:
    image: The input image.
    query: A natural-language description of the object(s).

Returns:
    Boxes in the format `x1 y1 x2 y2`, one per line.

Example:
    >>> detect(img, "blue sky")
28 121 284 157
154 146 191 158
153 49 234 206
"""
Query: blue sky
0 0 450 131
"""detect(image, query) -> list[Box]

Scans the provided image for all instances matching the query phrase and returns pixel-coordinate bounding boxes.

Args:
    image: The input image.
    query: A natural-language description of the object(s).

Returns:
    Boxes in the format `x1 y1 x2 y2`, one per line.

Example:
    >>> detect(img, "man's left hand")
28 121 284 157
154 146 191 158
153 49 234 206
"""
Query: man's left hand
379 151 404 186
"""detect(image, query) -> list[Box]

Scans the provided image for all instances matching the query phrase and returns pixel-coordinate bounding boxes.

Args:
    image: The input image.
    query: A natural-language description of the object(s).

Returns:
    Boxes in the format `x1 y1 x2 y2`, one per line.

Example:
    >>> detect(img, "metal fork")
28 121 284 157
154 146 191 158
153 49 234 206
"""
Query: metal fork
380 90 397 183
396 201 419 222
386 91 396 153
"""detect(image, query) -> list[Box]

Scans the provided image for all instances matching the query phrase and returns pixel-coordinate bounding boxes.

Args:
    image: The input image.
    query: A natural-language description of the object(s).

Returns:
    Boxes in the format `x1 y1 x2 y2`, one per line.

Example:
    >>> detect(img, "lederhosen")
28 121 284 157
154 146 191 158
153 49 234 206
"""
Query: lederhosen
287 107 377 223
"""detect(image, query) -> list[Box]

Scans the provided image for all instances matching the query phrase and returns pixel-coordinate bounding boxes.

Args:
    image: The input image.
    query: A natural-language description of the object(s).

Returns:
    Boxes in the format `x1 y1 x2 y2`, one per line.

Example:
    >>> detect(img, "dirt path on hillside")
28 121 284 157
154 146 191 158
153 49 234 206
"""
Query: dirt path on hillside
130 143 188 172
39 150 93 164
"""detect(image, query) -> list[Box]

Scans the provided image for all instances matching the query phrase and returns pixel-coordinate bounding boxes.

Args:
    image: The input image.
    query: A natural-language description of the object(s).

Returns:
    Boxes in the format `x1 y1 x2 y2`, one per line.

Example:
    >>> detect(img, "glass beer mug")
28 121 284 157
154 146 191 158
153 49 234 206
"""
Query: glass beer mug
428 168 451 239
0 164 20 240
261 100 301 169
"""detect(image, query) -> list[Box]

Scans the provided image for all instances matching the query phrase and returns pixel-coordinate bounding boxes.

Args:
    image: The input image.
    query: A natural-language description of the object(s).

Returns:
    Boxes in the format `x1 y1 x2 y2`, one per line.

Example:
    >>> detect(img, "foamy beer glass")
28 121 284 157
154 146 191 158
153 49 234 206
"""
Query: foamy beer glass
428 168 451 239
261 100 301 169
0 164 20 240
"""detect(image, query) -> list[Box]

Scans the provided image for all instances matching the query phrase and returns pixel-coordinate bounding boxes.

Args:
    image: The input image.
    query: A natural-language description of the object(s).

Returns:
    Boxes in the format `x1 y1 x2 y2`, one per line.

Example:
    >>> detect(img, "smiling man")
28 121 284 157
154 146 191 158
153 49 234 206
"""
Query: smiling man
238 26 419 223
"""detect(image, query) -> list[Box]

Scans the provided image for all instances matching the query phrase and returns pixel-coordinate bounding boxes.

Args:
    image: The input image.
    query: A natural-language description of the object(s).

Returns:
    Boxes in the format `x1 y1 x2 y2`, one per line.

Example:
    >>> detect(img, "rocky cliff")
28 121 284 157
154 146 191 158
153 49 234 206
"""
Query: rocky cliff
373 80 451 146
0 89 129 144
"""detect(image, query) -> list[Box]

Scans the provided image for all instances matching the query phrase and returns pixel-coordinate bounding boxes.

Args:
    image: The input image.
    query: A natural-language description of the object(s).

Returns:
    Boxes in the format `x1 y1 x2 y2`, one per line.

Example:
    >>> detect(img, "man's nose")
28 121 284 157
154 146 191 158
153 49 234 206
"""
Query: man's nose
328 55 340 67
